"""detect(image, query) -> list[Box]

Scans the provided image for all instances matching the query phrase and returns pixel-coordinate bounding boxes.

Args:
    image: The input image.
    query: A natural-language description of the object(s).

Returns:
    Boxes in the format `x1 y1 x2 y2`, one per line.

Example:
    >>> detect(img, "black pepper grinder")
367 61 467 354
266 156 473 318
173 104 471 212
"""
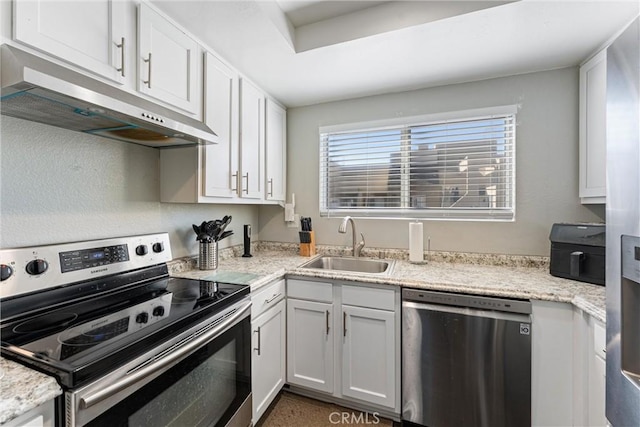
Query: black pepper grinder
242 224 252 257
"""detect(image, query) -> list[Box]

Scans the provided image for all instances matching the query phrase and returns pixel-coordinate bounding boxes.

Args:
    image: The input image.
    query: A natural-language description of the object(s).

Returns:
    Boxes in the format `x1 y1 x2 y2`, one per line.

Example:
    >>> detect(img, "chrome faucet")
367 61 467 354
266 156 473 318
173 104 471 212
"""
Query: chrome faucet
338 216 365 257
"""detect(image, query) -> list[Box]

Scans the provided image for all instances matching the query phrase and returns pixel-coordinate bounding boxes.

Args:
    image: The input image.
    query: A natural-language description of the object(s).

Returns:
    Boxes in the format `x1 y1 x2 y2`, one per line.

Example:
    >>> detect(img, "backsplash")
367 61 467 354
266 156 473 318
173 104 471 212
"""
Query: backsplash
260 242 549 268
169 241 549 272
168 242 261 273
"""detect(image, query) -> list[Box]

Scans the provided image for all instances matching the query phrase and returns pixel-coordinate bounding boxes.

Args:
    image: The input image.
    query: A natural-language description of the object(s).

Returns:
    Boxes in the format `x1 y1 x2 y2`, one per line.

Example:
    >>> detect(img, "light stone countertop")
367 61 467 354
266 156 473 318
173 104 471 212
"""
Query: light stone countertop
169 248 606 323
0 358 62 425
1 246 605 425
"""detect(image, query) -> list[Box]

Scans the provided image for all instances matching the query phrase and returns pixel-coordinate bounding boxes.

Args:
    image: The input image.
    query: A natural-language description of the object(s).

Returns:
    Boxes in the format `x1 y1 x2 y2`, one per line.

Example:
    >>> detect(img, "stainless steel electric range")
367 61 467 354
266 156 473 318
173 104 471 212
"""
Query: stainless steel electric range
0 233 252 427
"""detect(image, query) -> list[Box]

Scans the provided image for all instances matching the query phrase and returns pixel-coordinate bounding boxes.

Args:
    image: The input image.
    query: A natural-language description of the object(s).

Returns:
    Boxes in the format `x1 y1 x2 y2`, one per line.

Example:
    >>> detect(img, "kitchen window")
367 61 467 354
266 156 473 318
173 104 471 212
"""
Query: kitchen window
319 106 516 221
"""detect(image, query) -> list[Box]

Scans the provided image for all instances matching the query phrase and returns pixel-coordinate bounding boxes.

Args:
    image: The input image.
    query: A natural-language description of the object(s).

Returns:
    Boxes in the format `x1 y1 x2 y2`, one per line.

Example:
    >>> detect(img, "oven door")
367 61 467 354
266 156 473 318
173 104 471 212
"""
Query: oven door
67 298 252 427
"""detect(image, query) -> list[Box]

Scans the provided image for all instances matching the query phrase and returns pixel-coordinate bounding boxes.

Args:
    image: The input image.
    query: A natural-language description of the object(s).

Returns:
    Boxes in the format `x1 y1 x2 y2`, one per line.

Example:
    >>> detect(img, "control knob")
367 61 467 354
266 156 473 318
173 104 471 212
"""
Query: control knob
25 259 48 276
152 306 165 317
135 312 149 324
0 264 14 281
136 245 148 256
152 242 164 253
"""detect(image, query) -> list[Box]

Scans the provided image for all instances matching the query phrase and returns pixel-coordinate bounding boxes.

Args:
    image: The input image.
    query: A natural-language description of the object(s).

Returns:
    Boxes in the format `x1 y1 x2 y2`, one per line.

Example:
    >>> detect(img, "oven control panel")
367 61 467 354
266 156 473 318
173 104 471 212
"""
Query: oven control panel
0 233 172 299
60 244 130 273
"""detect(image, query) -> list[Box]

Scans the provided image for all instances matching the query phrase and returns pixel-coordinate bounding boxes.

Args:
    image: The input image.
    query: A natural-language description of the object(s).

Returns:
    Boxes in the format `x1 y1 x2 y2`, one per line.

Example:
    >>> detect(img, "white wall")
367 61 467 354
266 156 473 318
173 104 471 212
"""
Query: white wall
0 116 258 257
259 67 604 256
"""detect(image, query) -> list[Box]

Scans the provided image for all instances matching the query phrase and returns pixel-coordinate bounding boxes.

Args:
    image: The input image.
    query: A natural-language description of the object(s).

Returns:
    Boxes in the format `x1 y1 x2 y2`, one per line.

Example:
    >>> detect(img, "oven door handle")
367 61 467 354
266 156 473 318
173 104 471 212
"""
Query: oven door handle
79 299 251 410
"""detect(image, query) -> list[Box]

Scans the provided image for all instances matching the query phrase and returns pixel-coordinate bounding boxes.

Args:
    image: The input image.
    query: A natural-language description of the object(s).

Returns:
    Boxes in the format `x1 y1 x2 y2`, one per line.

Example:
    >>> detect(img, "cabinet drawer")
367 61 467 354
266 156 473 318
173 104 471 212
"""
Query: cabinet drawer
287 279 332 303
593 320 606 360
342 284 395 311
252 280 285 318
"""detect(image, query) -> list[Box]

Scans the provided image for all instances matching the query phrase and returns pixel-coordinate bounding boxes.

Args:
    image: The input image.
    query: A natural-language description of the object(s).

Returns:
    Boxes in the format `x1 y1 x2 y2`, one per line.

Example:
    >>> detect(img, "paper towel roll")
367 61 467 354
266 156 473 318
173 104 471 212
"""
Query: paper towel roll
409 222 424 262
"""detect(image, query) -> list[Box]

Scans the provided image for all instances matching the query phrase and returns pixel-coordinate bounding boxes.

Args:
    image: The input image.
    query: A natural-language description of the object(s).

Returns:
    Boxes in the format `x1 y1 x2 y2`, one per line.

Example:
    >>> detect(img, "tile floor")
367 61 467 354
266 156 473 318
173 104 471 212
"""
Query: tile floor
256 391 398 427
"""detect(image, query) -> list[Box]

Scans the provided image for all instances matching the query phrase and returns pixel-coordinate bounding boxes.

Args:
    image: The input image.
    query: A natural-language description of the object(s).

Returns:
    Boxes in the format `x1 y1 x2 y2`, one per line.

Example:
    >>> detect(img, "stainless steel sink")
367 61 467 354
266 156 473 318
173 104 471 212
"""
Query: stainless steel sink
300 256 395 276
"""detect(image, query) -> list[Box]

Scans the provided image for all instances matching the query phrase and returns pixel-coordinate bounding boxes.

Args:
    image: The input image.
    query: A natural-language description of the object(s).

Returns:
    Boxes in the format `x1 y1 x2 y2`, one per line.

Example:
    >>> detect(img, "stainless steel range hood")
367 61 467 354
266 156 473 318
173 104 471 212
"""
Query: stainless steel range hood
1 45 217 148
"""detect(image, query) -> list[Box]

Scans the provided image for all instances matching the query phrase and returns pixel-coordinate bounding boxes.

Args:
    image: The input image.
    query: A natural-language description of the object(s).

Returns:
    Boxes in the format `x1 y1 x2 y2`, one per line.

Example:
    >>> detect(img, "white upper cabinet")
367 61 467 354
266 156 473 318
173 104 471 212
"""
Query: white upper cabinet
13 1 285 205
138 3 200 115
579 49 607 204
14 0 127 84
239 79 265 200
203 52 239 199
265 99 287 202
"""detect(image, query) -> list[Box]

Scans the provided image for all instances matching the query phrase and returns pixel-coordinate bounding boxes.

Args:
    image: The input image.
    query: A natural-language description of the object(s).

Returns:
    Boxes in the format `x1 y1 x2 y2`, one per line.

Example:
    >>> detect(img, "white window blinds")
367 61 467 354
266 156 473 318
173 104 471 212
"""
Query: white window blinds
320 111 516 220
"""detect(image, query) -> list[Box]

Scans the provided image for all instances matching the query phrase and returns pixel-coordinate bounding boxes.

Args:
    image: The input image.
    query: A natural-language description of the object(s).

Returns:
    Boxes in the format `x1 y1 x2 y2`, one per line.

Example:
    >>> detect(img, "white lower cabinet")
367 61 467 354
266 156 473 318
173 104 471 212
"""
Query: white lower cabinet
572 306 608 427
3 400 54 427
531 300 574 427
251 280 286 424
589 354 607 426
588 318 607 426
287 298 334 393
573 308 608 427
341 305 395 408
286 278 399 414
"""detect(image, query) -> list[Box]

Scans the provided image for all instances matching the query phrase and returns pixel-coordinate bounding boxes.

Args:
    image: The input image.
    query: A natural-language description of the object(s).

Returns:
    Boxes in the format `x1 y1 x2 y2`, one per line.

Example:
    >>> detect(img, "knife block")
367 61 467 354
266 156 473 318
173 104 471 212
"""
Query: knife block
299 231 316 257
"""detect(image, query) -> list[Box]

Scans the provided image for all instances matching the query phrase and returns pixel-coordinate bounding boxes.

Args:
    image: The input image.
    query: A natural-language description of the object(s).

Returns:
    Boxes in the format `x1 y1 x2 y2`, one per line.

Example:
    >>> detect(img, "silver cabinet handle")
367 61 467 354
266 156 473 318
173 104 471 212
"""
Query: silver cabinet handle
343 311 347 337
265 293 281 304
143 53 152 88
116 37 125 77
243 173 249 194
231 172 239 192
326 310 330 335
79 299 251 409
254 326 261 355
268 178 273 197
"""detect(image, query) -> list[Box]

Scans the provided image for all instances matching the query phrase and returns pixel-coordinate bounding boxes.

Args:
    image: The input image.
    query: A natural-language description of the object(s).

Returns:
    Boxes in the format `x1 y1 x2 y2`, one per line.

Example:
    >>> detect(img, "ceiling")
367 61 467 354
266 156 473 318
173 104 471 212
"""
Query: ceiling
152 0 639 108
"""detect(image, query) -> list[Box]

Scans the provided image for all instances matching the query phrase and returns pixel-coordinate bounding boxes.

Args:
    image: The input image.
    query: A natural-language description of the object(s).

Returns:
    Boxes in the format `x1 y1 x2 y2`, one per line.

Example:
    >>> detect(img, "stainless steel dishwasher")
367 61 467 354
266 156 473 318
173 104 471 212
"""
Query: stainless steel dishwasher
402 288 532 427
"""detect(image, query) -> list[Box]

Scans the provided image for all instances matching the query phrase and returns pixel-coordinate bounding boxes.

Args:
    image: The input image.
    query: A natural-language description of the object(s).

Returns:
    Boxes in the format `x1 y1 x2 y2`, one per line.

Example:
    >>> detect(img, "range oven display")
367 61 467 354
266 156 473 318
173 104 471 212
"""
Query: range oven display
59 244 129 273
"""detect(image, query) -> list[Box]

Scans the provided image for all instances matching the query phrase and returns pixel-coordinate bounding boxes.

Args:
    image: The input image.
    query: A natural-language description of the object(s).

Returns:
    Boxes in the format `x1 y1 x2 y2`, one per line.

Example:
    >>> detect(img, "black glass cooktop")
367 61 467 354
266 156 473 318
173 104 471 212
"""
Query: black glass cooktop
0 272 248 388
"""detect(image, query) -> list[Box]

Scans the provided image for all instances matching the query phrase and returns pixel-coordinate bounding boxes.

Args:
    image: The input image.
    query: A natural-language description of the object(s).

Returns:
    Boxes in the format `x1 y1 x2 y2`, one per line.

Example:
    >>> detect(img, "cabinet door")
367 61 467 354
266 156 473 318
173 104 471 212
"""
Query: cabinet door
138 3 199 114
3 400 55 427
203 52 239 198
588 319 607 427
342 305 395 408
588 355 607 426
579 50 607 203
287 298 334 393
252 300 286 424
14 0 126 83
265 99 286 202
239 79 265 199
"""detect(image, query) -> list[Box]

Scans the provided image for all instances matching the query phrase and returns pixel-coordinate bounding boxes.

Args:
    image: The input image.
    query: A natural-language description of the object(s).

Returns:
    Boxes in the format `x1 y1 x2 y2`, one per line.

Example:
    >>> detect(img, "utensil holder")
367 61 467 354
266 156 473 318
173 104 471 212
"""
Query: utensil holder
199 241 218 270
299 231 316 257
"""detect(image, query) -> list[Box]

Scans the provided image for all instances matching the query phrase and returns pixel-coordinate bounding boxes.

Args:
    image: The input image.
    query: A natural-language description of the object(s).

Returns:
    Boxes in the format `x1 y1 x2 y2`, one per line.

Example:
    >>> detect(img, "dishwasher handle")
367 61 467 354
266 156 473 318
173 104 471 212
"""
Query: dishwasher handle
403 300 532 323
402 288 531 315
